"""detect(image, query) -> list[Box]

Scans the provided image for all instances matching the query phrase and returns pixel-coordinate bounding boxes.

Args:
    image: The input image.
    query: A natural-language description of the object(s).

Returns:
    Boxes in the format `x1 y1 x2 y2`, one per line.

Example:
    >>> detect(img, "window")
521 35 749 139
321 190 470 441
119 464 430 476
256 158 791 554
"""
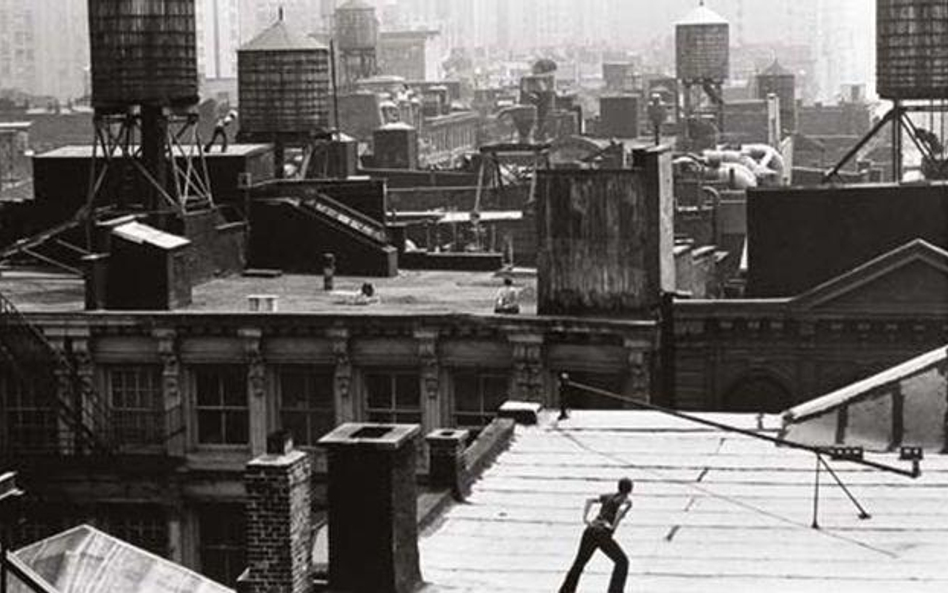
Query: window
365 370 421 424
453 370 509 428
199 504 246 586
561 372 627 410
109 366 163 446
279 367 335 447
195 366 248 445
101 504 167 557
2 367 57 453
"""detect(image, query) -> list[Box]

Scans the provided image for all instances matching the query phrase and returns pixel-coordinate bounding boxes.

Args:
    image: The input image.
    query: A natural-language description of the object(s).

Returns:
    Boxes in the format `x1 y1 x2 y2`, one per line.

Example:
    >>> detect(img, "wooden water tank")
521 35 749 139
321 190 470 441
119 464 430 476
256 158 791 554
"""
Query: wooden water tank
88 0 199 109
335 0 379 52
675 3 729 83
238 19 331 137
756 60 796 130
877 0 948 99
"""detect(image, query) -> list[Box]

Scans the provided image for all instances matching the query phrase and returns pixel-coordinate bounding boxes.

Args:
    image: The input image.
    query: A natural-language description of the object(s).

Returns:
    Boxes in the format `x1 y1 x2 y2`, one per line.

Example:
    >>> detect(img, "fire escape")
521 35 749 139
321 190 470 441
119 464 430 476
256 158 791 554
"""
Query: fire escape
0 291 112 464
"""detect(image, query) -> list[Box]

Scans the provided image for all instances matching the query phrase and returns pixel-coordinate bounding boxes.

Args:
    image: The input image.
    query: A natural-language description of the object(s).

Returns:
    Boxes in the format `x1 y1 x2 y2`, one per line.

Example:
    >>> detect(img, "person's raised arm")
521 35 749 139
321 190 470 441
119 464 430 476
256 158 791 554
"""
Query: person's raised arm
581 497 598 525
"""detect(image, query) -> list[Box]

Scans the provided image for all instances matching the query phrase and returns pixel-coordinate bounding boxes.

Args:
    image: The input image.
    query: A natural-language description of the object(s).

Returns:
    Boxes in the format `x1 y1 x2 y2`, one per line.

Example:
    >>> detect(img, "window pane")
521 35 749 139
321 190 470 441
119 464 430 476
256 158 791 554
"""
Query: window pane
366 374 392 409
368 411 393 424
395 412 422 424
280 372 308 409
394 374 419 409
197 411 223 444
482 376 510 412
196 372 220 407
224 411 249 444
222 370 246 407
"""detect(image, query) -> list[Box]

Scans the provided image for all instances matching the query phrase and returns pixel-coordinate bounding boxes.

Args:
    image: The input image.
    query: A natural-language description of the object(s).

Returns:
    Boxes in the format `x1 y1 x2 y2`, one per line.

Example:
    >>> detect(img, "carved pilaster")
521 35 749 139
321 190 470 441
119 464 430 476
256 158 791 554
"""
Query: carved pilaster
415 329 440 400
154 329 184 457
239 328 266 399
509 334 544 403
239 328 267 455
415 329 441 440
624 338 652 403
327 327 353 422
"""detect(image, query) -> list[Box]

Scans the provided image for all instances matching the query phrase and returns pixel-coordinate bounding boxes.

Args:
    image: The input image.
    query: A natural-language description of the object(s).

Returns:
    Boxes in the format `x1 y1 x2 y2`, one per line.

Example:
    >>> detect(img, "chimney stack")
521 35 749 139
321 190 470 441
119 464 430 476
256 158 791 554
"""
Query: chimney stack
318 423 422 593
241 431 313 593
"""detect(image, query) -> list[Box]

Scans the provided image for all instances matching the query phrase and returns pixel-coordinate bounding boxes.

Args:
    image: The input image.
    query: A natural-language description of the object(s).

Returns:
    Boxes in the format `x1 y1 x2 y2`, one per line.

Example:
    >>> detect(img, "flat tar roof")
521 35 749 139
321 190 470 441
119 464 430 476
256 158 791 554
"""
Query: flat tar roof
0 269 538 316
419 410 948 592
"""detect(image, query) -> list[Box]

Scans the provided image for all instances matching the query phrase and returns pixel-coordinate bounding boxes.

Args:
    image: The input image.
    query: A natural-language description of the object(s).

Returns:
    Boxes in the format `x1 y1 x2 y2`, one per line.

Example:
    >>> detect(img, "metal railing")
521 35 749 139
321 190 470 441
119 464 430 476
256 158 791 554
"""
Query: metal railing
0 291 111 459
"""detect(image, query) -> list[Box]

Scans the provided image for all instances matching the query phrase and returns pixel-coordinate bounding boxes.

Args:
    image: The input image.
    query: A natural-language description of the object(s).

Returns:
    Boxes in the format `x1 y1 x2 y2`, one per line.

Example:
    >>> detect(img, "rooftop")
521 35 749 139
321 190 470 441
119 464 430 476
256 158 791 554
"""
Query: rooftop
35 144 272 159
0 269 539 317
419 410 948 592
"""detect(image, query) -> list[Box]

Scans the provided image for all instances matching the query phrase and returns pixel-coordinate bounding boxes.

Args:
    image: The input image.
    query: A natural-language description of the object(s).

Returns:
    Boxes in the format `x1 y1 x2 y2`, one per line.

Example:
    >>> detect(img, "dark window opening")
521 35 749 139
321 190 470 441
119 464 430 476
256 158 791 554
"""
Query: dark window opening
365 370 421 424
453 370 509 429
195 366 248 445
199 504 246 587
279 366 336 447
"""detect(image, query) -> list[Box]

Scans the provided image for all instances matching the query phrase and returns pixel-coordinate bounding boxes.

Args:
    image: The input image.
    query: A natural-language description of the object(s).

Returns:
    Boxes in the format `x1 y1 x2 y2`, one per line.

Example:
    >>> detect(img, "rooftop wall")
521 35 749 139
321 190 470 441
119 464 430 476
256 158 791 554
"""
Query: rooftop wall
536 148 674 316
747 184 948 297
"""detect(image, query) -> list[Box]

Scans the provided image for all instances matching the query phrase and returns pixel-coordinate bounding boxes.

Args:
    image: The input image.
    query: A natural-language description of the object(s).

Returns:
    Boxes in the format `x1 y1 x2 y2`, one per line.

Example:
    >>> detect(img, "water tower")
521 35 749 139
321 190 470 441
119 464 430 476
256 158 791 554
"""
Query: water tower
826 0 948 182
86 0 212 215
335 0 379 90
756 60 796 135
238 11 332 178
675 1 729 148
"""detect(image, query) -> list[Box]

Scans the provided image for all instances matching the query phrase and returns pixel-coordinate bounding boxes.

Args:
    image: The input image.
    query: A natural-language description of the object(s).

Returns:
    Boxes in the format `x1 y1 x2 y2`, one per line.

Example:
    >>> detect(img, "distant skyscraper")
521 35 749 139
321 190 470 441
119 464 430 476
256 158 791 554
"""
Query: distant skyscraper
0 0 89 102
198 0 240 80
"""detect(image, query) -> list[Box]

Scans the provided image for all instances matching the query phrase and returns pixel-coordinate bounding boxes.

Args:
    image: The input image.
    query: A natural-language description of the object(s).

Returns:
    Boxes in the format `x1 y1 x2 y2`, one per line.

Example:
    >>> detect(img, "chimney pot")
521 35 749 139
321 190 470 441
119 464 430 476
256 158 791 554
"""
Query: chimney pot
318 423 422 593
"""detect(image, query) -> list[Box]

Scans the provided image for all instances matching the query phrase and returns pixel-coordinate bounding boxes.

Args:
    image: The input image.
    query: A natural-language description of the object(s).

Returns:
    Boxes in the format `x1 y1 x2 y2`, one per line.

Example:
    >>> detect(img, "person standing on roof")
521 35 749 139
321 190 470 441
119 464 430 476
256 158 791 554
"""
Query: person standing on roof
559 478 633 593
494 277 520 314
204 109 238 154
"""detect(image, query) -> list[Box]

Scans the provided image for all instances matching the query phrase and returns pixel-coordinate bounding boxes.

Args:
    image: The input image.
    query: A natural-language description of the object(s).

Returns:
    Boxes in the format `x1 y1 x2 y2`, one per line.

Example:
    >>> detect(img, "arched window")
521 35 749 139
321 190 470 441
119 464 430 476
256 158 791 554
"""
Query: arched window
723 373 793 413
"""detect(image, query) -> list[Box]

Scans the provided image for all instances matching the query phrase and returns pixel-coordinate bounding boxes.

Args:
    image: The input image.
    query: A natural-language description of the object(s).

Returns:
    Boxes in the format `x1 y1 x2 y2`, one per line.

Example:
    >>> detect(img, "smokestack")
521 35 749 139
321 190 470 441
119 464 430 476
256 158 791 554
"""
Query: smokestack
240 431 313 593
318 423 422 593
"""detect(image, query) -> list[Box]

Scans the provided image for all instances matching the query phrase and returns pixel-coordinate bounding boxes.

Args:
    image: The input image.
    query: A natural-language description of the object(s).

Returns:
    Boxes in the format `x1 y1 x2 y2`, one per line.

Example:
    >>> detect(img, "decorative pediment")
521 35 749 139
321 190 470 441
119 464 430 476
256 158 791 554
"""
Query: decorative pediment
792 240 948 314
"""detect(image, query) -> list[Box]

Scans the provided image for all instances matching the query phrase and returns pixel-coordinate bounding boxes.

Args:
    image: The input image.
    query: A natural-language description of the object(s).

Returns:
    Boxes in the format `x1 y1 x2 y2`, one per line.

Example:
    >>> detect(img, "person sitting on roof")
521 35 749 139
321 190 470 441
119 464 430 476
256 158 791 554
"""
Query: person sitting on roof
494 277 520 314
204 109 238 154
559 478 633 593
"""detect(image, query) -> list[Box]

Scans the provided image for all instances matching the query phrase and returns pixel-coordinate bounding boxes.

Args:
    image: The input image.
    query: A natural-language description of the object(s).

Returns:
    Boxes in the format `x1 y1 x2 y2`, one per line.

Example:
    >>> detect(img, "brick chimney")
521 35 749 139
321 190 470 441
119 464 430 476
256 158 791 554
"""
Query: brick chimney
318 423 422 593
241 431 313 593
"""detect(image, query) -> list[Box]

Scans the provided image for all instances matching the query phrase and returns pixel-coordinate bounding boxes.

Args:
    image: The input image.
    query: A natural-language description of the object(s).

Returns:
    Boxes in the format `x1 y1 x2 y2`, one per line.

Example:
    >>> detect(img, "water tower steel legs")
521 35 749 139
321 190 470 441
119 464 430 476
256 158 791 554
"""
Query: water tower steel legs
83 108 214 247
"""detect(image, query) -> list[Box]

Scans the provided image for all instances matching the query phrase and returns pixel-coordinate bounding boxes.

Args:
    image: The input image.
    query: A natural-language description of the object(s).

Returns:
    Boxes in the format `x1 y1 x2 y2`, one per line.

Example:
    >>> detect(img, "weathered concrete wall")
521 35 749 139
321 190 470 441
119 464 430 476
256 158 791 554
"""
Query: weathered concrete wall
536 149 673 316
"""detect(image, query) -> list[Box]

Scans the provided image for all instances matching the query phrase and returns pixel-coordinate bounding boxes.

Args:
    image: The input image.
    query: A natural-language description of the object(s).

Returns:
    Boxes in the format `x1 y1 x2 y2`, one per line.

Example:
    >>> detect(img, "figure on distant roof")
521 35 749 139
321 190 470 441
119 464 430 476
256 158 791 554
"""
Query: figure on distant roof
494 277 520 314
204 109 238 153
559 478 633 593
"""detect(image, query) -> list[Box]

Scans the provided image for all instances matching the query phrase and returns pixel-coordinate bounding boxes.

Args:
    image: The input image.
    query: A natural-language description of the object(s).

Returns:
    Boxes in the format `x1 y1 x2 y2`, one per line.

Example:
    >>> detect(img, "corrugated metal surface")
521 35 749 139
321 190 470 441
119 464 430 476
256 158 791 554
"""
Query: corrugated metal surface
238 48 331 136
536 170 653 316
88 0 198 108
877 0 948 99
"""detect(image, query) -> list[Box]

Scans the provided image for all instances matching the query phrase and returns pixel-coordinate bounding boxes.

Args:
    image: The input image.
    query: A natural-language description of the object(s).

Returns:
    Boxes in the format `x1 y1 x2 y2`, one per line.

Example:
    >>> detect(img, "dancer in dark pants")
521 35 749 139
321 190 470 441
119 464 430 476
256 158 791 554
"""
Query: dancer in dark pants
559 478 633 593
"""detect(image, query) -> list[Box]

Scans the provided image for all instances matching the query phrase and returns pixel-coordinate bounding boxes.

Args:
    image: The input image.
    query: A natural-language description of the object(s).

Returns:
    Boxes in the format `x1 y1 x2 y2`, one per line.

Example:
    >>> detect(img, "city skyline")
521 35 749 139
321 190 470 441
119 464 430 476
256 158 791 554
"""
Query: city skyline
1 0 875 104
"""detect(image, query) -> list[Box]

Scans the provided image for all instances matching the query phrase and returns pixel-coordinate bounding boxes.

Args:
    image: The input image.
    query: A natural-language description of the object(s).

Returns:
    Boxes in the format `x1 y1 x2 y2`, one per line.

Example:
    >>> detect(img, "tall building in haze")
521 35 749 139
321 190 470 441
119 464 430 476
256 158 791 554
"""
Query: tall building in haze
0 0 89 103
